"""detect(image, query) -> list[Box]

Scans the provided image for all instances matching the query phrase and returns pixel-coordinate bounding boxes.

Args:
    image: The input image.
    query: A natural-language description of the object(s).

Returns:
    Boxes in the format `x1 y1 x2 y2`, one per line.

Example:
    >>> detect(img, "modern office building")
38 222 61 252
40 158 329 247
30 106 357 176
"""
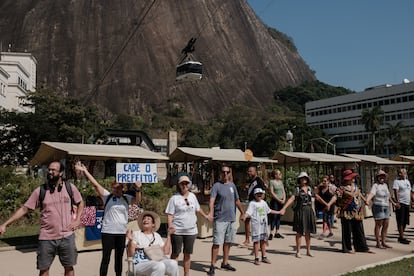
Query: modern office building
305 80 414 154
0 50 37 112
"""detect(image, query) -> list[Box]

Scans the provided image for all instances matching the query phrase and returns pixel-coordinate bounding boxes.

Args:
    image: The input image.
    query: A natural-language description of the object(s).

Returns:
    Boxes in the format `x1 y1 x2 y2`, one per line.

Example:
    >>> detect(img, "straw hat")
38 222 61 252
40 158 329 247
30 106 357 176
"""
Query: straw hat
137 210 161 232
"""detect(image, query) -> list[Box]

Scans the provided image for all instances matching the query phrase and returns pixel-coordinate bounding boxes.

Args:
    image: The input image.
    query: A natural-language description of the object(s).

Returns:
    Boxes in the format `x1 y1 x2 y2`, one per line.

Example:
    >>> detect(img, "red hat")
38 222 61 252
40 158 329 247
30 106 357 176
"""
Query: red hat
342 169 358 181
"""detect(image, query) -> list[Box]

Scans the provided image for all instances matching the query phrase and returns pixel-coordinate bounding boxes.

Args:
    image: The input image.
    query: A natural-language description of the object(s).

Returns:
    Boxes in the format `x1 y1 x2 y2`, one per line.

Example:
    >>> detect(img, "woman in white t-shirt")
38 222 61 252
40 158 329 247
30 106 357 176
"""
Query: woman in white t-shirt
127 211 178 276
366 170 397 249
165 175 209 276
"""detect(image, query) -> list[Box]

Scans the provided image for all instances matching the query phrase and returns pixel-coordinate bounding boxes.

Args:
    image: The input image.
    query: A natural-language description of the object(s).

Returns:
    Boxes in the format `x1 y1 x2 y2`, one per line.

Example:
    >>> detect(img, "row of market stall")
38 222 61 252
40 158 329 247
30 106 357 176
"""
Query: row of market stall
29 141 414 249
31 142 414 198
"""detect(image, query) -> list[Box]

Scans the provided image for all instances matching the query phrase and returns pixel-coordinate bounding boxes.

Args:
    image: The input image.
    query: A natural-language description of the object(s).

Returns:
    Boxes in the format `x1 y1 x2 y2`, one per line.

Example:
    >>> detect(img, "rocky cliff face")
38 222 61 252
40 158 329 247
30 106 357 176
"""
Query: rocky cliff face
0 0 315 120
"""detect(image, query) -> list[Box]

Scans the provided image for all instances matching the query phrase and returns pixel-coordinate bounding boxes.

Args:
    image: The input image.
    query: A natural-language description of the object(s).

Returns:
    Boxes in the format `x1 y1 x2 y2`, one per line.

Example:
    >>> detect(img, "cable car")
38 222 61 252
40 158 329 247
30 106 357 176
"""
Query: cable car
176 60 203 82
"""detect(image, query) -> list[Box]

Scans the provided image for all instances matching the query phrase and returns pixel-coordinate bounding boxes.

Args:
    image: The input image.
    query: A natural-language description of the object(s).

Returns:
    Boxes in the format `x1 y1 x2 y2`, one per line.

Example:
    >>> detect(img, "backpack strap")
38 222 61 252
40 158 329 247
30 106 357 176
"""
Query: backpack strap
38 183 47 210
102 194 129 219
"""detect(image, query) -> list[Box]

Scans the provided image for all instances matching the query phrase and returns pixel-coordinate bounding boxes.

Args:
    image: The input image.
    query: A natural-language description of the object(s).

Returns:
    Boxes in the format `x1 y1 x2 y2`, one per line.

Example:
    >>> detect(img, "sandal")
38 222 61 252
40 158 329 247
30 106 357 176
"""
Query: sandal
382 243 392 249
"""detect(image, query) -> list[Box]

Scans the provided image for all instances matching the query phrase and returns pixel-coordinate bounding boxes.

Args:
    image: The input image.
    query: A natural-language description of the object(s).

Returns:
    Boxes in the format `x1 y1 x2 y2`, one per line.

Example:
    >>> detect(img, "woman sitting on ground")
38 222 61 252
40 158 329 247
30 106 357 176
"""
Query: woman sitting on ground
127 211 179 276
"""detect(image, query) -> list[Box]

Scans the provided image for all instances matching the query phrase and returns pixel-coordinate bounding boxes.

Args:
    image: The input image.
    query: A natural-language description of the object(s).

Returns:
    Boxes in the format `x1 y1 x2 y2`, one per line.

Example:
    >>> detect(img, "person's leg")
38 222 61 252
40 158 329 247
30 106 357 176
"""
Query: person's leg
135 261 166 275
183 253 191 276
305 232 312 256
210 244 220 267
382 219 392 248
395 207 405 239
295 233 302 256
114 234 126 276
181 234 195 276
37 240 57 276
209 221 224 275
170 234 183 260
351 219 370 252
341 218 353 253
222 242 231 264
374 219 382 247
39 269 50 276
253 241 259 260
57 234 77 276
275 202 284 238
326 212 333 235
244 217 251 245
269 200 277 238
63 266 74 276
100 233 114 276
162 258 179 276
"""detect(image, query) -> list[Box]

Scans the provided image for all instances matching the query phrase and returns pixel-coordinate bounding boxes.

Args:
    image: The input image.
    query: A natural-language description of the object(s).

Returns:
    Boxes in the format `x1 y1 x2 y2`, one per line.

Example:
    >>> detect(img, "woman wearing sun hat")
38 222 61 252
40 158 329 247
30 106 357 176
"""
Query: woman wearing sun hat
281 172 317 258
336 169 373 254
165 175 209 276
366 170 397 249
126 211 179 276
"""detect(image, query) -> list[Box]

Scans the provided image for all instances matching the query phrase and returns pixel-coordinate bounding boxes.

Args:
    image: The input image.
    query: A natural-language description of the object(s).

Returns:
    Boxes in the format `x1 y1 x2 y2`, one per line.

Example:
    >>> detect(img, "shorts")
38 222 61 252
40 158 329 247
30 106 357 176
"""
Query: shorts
171 234 197 255
395 203 410 226
37 234 78 270
252 233 267 243
212 221 236 245
372 204 390 220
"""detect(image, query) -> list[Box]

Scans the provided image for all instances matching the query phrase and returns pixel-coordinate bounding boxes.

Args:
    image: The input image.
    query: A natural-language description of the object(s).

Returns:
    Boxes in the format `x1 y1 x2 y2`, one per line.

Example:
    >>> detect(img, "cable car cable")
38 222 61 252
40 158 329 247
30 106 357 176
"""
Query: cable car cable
82 0 158 105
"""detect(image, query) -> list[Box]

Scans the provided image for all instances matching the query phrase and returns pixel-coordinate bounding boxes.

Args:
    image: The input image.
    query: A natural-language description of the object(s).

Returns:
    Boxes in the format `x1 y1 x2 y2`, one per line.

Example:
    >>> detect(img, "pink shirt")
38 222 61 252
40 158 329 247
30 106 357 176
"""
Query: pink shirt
24 183 83 240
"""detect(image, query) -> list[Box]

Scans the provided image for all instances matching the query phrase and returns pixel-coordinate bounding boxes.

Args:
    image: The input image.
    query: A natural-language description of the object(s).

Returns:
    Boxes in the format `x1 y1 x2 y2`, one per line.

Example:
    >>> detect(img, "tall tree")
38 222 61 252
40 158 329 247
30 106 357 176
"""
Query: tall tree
0 87 106 165
361 106 384 154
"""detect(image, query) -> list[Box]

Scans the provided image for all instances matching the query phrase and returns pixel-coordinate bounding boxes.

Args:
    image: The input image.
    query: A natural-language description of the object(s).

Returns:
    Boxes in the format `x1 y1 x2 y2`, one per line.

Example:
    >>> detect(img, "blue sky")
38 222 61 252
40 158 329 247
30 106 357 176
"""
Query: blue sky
247 0 414 92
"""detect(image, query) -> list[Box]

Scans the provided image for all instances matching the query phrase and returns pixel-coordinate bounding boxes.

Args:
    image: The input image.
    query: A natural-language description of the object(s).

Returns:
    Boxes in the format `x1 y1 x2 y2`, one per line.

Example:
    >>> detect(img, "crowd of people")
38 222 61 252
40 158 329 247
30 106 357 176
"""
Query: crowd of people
0 161 413 276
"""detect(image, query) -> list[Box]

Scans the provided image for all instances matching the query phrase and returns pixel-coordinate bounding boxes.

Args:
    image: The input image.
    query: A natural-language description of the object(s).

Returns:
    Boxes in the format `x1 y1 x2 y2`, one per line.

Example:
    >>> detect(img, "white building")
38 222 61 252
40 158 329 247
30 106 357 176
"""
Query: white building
0 51 37 112
305 80 414 154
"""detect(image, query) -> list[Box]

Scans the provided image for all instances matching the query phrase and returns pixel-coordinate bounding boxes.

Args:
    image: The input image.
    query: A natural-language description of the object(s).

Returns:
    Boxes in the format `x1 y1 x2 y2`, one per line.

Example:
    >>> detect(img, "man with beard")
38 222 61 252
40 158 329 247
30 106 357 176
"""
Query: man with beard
0 161 84 276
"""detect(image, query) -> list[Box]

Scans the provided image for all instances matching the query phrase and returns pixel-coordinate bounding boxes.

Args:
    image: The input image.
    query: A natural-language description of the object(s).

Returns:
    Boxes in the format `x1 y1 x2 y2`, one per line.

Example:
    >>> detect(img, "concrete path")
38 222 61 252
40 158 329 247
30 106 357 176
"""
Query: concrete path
1 217 414 276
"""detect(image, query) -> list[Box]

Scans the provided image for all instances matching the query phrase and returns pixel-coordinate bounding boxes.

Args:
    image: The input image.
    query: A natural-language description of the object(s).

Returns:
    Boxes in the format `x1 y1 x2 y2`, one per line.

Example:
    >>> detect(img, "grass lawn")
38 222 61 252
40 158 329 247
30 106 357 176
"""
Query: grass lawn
343 256 414 276
0 224 39 247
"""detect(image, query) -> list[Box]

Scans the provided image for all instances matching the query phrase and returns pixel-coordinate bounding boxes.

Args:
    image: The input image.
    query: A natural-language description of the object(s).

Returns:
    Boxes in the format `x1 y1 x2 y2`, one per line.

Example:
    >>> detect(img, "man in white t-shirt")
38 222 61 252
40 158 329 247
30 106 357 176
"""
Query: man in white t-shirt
392 168 414 244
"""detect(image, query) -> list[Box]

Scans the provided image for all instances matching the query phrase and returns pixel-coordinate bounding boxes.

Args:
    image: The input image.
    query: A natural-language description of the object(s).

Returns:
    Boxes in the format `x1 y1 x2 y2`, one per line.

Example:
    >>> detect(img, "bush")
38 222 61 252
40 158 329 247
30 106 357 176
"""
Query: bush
0 167 43 225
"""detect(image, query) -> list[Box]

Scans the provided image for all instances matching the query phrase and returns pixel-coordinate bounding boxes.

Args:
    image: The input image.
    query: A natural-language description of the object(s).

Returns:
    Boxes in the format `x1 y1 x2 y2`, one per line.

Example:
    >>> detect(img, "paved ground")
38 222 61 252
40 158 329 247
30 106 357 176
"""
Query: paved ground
1 217 414 276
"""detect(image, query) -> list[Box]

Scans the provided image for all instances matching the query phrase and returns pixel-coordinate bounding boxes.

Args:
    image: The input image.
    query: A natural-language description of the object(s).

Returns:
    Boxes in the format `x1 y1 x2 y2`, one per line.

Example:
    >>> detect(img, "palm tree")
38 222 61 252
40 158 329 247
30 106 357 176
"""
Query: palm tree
361 106 384 154
385 121 405 155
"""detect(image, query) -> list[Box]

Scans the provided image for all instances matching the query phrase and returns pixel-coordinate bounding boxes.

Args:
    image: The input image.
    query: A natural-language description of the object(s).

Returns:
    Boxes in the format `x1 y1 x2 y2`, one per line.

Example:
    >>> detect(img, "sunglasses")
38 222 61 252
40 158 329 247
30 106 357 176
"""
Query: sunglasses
222 170 231 174
184 198 189 206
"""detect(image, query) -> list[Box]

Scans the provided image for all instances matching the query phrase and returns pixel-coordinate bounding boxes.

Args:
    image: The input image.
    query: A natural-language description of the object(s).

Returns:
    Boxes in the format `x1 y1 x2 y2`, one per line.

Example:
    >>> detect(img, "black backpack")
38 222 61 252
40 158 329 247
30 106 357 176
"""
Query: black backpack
38 182 76 212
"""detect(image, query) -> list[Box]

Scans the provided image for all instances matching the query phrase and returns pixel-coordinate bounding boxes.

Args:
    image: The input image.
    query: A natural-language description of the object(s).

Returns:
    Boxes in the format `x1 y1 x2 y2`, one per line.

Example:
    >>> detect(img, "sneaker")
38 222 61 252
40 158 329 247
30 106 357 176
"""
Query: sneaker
318 234 325 240
327 233 334 238
221 263 236 271
268 234 273 240
207 265 215 276
262 257 271 264
398 238 410 244
295 252 301 258
275 233 284 239
254 258 260 265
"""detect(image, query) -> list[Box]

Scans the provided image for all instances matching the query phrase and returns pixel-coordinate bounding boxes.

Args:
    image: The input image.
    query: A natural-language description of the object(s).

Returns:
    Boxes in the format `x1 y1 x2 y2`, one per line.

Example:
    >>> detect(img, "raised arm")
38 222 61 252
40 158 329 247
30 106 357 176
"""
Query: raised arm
130 181 142 205
74 163 105 197
126 229 137 257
